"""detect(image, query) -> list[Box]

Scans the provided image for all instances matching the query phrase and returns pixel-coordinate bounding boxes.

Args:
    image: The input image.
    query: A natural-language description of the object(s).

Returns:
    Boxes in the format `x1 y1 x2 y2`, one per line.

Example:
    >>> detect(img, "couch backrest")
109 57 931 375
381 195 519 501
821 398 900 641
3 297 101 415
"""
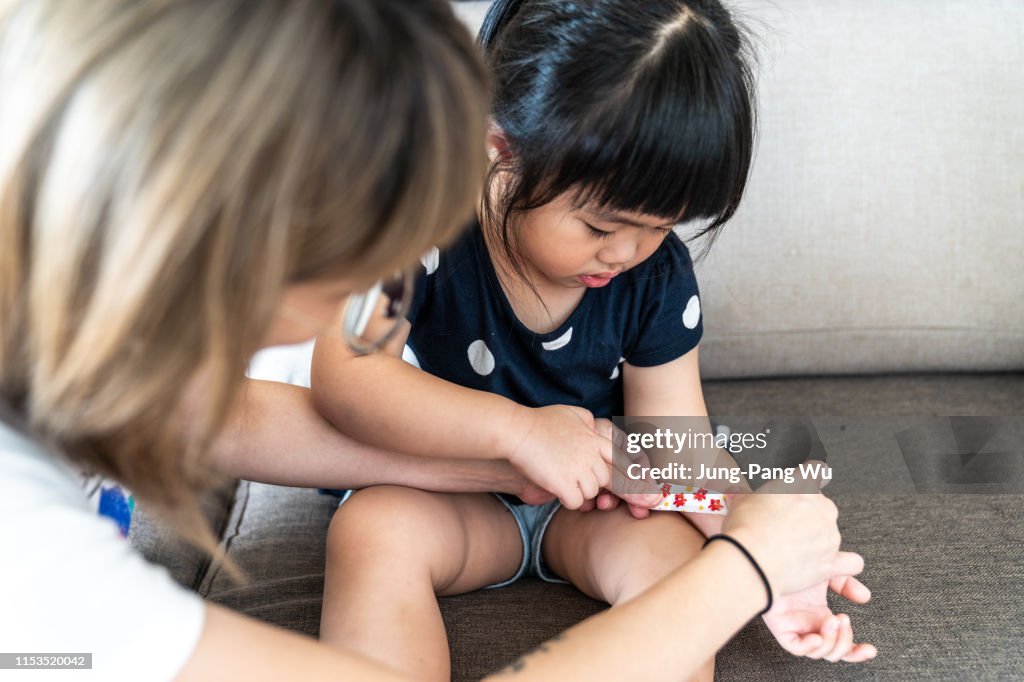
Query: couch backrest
454 0 1023 379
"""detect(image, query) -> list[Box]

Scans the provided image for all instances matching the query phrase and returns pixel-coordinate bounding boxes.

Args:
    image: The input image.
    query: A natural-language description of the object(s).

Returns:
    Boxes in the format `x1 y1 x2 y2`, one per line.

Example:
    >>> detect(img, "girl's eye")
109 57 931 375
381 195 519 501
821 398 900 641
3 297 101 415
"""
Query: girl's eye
656 227 673 235
584 222 613 239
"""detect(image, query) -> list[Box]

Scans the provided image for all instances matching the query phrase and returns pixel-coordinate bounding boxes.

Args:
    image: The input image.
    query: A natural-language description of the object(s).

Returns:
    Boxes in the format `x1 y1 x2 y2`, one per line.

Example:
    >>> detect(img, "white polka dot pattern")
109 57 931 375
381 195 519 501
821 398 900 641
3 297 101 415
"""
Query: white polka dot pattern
467 339 495 375
541 327 573 351
682 295 701 330
420 247 440 275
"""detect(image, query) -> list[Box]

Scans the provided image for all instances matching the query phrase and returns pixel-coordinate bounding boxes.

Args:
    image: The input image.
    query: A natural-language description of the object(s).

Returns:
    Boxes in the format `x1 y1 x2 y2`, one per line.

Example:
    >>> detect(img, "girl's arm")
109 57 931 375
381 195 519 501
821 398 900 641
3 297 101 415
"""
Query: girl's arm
311 334 522 461
208 378 550 502
622 345 750 536
310 335 613 509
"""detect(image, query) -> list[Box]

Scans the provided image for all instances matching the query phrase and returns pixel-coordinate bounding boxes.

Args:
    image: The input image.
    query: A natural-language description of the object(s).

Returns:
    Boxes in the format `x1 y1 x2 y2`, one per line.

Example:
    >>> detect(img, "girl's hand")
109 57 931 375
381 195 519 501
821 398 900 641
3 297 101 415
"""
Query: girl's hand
504 405 613 509
578 421 663 517
581 490 661 518
762 577 877 663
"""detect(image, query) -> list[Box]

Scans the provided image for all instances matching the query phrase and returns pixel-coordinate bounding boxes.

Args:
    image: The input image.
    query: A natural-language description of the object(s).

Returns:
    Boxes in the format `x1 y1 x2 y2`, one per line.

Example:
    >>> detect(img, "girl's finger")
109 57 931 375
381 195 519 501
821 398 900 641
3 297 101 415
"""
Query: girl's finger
824 615 854 662
562 484 583 510
627 503 650 519
595 432 614 463
807 617 840 659
579 472 600 501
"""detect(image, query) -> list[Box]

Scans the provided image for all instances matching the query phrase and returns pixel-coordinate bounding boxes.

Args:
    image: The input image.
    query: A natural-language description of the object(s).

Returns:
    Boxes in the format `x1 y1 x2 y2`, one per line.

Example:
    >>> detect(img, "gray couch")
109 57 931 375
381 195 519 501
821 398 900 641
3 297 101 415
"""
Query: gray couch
131 1 1023 679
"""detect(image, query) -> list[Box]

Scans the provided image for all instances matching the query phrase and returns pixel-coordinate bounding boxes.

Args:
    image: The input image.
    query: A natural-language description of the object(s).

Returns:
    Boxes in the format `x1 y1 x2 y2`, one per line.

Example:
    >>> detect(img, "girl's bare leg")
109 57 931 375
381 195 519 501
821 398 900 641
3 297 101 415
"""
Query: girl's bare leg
320 486 523 682
542 506 715 682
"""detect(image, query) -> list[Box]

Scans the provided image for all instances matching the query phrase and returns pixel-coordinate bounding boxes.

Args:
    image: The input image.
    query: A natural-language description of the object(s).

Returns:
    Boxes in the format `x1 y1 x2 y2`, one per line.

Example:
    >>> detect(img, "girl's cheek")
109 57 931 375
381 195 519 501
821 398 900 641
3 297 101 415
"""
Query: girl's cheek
628 235 668 269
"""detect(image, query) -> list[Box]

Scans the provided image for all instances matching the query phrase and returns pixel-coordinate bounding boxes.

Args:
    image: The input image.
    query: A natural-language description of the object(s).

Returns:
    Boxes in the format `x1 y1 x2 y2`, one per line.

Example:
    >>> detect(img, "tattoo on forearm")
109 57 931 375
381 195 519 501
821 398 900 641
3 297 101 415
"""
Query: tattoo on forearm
494 633 566 676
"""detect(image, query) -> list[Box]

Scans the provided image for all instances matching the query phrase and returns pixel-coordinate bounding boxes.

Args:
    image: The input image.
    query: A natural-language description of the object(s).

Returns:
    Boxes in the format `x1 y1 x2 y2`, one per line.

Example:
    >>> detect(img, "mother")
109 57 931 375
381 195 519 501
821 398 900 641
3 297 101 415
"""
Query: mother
0 0 866 679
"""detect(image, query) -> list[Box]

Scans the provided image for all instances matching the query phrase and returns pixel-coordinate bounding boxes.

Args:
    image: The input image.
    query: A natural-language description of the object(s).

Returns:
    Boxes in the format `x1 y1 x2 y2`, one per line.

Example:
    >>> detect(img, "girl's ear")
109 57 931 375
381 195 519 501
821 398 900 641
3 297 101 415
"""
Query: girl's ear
487 122 513 164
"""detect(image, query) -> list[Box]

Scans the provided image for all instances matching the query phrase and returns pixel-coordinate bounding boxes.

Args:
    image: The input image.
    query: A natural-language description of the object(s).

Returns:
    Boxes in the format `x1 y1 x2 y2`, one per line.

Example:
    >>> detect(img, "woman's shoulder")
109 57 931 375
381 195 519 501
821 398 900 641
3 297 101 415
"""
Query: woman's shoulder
0 420 205 679
0 419 88 508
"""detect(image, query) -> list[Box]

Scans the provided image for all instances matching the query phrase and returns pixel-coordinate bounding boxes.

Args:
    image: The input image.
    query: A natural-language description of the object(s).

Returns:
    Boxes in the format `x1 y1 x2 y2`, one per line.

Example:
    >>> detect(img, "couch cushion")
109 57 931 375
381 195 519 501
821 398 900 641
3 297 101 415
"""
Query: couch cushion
128 480 236 592
690 0 1024 379
130 373 1023 679
452 1 1024 378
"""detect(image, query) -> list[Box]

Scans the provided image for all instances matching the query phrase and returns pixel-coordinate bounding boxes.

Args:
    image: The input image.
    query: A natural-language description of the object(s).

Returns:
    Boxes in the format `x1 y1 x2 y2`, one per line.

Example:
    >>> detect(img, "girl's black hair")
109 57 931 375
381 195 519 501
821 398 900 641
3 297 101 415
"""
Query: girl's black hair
479 0 757 267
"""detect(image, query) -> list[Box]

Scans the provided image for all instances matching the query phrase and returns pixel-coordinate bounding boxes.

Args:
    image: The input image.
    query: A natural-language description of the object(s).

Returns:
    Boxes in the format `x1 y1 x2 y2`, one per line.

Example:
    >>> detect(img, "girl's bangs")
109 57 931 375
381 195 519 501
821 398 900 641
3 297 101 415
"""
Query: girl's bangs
567 78 752 227
518 32 756 230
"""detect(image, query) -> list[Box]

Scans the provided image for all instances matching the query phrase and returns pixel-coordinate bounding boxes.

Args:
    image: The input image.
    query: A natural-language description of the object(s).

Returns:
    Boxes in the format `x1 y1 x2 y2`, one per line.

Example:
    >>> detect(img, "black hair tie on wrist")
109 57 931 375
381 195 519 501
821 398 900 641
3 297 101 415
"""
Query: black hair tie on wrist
703 534 773 615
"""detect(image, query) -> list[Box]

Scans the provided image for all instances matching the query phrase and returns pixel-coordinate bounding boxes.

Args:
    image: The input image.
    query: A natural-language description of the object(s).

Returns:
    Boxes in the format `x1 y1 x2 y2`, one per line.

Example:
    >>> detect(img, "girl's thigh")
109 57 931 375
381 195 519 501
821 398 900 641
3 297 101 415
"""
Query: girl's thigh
541 505 705 604
326 486 524 595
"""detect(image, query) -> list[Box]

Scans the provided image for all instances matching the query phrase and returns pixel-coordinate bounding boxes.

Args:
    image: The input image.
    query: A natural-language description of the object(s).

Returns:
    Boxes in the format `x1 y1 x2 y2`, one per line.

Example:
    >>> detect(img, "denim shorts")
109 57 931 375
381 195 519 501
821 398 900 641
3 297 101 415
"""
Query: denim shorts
487 495 566 588
331 490 566 589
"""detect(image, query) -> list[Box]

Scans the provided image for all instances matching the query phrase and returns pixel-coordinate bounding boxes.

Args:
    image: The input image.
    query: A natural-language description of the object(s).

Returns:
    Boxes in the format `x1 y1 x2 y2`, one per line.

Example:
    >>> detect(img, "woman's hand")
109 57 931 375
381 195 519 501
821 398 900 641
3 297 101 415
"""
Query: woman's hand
721 469 865 597
762 577 876 662
504 405 613 509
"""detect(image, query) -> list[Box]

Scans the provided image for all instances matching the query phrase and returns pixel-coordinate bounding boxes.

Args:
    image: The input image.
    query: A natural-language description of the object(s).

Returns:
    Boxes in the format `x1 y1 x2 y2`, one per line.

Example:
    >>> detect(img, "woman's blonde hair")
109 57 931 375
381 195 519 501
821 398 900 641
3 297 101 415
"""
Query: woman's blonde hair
0 0 488 560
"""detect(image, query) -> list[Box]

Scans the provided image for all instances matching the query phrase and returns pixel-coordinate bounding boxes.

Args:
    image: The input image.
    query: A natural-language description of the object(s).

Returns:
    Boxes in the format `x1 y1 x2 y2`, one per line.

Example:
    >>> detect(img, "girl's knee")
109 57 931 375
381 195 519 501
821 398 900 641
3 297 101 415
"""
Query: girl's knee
326 485 440 560
550 508 707 604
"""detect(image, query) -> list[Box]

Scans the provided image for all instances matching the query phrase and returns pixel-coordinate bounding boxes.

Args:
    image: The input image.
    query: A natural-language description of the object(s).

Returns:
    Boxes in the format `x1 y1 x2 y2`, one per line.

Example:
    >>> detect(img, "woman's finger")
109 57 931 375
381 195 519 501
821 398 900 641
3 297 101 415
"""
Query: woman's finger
785 633 823 657
806 617 840 659
828 575 872 604
824 615 854 662
829 551 865 579
841 643 878 663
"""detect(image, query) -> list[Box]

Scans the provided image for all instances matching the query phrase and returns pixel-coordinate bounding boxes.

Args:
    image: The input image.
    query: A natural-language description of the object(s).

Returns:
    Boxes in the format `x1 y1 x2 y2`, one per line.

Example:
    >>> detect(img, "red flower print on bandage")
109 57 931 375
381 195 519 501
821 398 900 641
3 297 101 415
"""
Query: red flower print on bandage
660 483 672 496
673 494 687 508
708 498 723 512
693 488 708 501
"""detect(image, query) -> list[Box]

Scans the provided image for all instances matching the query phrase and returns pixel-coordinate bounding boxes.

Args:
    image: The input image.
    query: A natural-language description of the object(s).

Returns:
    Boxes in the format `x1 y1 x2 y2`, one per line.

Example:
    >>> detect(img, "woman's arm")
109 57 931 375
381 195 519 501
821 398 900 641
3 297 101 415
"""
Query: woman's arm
174 486 866 681
176 562 758 682
483 539 765 679
174 490 862 681
175 603 411 681
484 485 867 679
208 378 550 501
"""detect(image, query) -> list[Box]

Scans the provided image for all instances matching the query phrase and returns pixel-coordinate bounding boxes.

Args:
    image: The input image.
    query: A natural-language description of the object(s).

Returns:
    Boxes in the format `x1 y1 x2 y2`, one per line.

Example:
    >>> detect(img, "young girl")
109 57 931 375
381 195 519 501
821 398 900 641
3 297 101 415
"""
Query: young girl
312 1 871 679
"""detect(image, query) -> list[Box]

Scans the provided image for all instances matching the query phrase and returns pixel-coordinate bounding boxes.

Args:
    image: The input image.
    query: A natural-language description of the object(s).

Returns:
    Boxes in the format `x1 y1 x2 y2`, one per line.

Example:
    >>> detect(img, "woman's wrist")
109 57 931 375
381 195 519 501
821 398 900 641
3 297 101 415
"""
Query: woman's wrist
695 540 769 622
703 534 773 614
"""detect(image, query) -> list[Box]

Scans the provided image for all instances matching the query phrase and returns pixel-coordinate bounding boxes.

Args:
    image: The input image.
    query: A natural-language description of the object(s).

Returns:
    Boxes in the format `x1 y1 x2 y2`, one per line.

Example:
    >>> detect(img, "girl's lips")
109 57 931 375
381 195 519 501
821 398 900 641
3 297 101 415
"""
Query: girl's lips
578 272 618 288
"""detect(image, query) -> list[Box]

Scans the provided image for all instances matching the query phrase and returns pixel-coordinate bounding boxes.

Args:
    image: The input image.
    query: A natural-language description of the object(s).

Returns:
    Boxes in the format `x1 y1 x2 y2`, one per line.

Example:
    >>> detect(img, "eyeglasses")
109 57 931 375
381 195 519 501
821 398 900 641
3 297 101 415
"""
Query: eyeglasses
340 268 414 355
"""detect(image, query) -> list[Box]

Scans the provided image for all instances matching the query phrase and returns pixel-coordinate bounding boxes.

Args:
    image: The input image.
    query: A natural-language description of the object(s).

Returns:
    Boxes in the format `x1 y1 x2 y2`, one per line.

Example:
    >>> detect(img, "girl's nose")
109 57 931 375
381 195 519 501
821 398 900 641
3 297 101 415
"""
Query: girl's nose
599 234 638 266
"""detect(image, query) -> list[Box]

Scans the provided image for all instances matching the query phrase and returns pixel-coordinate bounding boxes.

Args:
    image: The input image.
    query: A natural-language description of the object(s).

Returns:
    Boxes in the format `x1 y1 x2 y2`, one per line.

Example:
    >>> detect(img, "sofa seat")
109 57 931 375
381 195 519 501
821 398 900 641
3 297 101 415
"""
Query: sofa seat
130 373 1024 680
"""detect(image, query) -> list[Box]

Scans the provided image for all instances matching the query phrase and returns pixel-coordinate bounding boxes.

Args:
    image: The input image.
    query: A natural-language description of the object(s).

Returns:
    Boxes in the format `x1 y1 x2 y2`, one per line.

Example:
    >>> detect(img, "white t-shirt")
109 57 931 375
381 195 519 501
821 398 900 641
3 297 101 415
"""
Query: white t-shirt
0 419 205 681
